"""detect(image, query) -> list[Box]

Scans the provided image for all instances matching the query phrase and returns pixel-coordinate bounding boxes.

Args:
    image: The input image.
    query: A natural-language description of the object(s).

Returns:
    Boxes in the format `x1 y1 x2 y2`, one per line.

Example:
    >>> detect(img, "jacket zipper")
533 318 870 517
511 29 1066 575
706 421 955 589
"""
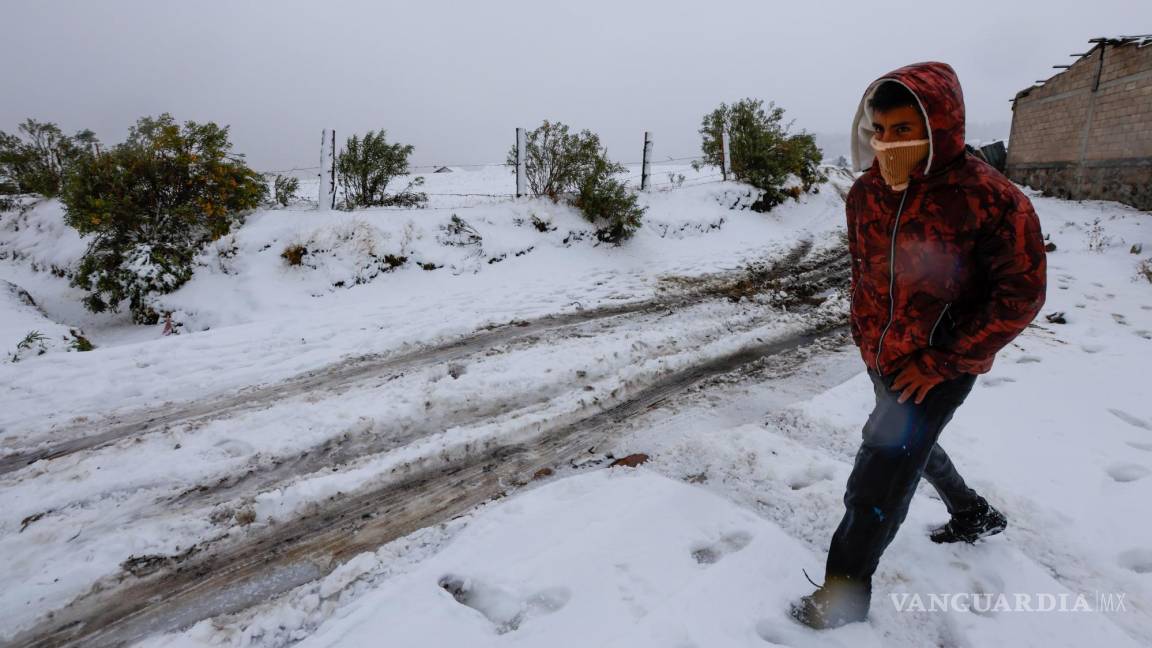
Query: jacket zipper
928 302 952 346
874 188 910 376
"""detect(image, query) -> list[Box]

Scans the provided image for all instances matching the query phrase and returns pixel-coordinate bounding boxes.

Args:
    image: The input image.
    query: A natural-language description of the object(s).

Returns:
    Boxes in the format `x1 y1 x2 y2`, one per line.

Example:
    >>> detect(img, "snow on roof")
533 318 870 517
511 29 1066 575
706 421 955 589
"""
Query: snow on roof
1089 34 1152 47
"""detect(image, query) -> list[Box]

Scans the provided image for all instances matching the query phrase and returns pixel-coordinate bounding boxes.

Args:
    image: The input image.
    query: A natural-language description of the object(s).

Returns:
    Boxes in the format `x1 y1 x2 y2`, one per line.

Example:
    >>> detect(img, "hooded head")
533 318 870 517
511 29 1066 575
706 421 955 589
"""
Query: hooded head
850 62 966 180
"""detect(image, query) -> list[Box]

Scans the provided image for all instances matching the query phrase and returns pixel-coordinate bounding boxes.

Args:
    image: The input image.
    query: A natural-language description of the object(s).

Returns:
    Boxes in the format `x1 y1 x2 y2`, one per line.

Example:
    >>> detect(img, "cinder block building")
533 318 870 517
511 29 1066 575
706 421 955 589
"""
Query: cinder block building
1006 35 1152 210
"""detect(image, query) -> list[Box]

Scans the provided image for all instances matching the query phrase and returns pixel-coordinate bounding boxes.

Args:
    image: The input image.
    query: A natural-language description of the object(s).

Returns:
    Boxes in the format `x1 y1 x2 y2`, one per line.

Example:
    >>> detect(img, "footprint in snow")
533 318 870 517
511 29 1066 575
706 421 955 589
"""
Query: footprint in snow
754 620 791 644
1106 463 1150 483
981 376 1017 387
1118 548 1152 574
438 574 570 634
949 559 972 572
1080 343 1107 354
1112 313 1129 326
1126 441 1152 453
967 570 1007 618
787 463 837 490
213 438 255 458
1134 330 1152 340
1015 355 1043 364
691 530 753 565
1108 408 1152 431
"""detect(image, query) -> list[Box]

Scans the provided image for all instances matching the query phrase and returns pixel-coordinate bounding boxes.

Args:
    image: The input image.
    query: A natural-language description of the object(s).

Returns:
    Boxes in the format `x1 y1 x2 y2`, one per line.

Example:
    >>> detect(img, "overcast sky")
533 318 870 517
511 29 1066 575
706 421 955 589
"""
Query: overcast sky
1 1 1146 170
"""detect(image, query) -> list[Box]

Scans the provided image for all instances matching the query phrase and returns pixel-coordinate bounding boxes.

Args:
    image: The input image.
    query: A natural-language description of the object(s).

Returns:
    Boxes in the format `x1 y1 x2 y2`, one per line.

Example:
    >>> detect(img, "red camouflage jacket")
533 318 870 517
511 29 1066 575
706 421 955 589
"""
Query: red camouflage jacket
847 62 1047 380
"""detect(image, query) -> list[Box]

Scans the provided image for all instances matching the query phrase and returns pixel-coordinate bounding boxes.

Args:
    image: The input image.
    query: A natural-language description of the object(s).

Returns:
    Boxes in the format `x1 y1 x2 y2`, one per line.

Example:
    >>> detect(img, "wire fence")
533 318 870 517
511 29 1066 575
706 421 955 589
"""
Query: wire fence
258 146 722 210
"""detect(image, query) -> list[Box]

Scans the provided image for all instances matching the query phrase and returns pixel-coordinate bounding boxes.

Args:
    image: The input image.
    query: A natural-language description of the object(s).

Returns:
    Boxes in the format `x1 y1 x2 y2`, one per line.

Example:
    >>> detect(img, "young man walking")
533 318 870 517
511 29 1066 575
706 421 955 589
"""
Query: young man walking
790 62 1047 629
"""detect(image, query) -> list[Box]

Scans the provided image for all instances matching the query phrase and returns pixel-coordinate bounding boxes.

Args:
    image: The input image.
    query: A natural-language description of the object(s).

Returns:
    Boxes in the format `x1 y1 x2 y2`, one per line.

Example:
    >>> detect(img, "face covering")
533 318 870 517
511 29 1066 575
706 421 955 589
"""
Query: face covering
870 135 930 191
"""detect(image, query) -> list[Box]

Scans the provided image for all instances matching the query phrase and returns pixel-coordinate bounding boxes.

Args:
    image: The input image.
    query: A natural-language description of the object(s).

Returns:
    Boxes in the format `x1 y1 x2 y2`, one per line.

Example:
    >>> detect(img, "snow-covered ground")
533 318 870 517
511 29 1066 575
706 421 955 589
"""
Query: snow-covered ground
1 167 1150 647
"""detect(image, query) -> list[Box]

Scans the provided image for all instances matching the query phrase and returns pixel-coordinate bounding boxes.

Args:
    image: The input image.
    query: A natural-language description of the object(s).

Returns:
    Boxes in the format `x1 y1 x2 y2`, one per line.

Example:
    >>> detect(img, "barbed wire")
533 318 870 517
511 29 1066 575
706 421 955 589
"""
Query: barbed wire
422 192 514 198
649 173 725 188
621 155 706 165
275 176 734 213
262 157 706 177
408 162 513 170
261 165 322 175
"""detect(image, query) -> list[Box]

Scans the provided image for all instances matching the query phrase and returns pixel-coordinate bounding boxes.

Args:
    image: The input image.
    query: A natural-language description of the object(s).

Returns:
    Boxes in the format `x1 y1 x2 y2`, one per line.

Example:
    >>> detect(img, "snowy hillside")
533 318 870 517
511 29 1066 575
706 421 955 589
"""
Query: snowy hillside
1 169 1150 648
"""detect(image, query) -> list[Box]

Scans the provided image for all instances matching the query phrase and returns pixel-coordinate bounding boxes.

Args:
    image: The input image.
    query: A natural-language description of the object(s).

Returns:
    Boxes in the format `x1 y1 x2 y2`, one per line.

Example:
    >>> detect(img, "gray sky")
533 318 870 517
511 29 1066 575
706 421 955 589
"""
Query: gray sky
1 1 1146 170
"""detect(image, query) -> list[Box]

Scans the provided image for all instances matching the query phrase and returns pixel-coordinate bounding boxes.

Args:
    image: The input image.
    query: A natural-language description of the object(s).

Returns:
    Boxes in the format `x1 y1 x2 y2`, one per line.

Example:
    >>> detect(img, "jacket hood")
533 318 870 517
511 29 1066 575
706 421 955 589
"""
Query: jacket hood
850 62 966 177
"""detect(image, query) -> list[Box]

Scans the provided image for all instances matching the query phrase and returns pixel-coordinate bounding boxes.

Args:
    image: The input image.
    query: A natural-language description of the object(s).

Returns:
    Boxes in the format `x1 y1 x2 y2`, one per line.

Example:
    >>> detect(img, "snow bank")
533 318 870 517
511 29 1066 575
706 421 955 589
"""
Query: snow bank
0 200 88 274
0 280 88 362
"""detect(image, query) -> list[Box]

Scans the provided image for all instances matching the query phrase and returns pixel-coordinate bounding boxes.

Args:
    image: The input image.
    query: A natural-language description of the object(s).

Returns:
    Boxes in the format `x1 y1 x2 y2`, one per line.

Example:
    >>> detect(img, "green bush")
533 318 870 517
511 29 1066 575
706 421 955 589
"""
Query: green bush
336 130 426 209
62 113 266 323
574 157 645 244
271 174 300 207
698 98 824 212
0 119 99 198
510 120 645 244
506 120 605 200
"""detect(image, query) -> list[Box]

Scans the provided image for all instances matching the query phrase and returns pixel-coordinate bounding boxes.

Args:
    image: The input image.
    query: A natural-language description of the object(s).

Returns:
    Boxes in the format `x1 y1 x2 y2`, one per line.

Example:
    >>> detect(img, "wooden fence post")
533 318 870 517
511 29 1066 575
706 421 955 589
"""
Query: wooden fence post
640 131 653 191
319 129 336 210
515 127 526 198
328 129 337 210
720 129 731 181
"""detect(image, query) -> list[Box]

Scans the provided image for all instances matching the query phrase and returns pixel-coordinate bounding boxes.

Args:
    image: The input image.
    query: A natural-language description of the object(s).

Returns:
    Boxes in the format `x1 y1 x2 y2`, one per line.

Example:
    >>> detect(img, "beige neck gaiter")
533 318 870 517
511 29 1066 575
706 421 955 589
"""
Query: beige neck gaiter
870 136 929 191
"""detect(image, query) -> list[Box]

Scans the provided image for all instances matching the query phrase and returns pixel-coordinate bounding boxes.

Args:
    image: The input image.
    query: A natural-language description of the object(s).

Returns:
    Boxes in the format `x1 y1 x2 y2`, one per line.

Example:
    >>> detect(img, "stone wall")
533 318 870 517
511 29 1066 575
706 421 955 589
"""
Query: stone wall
1007 40 1152 210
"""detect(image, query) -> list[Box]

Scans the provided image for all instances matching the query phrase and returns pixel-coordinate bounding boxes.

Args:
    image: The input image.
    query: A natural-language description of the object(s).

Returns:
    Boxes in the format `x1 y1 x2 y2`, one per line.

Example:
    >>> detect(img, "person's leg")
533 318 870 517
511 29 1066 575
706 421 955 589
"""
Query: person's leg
922 442 981 516
825 368 977 586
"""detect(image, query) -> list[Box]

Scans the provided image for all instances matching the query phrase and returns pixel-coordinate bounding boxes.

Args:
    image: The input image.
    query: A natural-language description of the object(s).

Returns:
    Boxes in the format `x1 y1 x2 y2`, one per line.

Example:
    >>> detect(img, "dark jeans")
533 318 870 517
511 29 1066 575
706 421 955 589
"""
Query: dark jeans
824 367 980 588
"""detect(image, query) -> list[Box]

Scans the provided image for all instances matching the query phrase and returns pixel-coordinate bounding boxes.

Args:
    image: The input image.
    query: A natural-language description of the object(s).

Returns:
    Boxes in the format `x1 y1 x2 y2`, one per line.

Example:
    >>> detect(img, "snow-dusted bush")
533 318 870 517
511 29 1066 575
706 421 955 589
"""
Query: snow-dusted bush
1087 218 1113 253
574 157 645 244
697 98 824 212
336 131 427 209
286 219 408 286
437 215 482 247
509 121 645 244
270 174 300 208
61 114 266 323
2 280 92 362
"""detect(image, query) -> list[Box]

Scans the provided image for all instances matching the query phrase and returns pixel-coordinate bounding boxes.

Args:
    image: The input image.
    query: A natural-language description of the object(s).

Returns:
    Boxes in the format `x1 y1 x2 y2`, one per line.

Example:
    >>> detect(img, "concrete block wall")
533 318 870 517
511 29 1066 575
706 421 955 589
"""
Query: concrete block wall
1006 41 1152 210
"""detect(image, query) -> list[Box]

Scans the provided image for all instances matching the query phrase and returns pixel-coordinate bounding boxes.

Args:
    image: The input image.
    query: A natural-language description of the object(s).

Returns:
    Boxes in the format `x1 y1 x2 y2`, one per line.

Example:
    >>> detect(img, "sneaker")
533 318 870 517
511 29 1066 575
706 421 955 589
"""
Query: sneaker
788 576 871 629
930 497 1007 544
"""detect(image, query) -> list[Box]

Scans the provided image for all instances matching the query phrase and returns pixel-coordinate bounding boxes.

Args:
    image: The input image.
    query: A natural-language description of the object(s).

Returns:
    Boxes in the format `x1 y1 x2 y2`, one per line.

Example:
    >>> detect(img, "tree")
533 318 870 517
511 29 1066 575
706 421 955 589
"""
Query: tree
509 120 645 243
699 99 824 211
505 120 604 200
335 130 425 209
0 119 99 198
62 114 266 323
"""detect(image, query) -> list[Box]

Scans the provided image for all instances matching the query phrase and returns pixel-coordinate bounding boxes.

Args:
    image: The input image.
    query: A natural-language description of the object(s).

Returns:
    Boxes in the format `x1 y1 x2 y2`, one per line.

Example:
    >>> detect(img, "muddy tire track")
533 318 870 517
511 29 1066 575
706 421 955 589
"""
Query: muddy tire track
8 320 846 648
163 241 847 512
0 239 841 477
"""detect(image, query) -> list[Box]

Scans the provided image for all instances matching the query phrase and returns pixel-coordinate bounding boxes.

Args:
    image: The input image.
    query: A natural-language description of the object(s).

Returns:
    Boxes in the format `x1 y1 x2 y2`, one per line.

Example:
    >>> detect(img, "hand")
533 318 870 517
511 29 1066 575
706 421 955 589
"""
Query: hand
889 358 945 404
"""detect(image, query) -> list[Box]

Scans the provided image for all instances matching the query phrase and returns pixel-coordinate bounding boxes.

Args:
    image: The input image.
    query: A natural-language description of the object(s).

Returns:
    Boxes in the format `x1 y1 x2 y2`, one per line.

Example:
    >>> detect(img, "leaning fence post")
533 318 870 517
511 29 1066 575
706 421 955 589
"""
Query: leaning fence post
720 129 731 181
640 131 653 191
515 127 527 198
